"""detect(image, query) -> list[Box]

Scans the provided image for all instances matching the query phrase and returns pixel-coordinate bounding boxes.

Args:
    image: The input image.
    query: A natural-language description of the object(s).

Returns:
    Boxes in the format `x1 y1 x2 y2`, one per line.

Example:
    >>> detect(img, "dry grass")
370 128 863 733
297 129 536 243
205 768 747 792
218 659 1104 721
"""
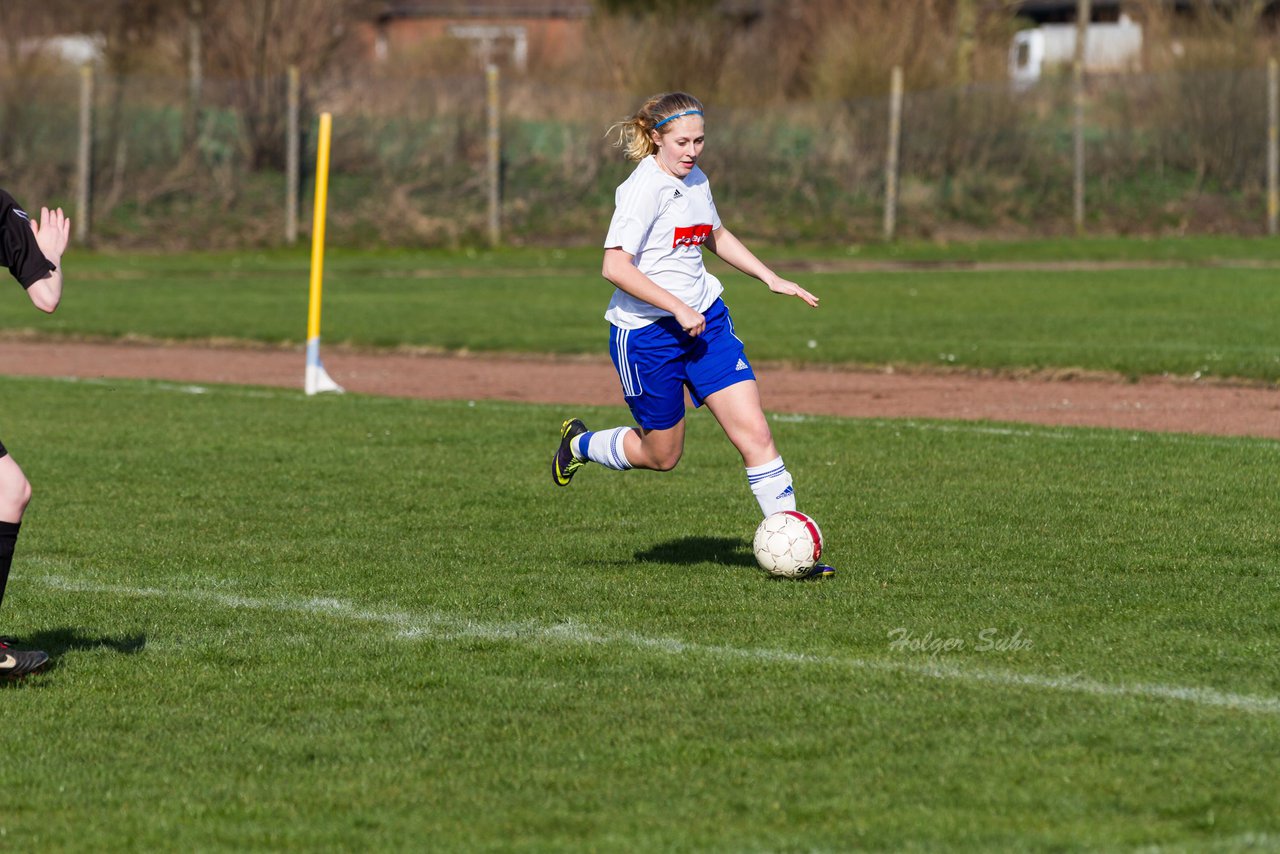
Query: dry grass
9 1 1280 247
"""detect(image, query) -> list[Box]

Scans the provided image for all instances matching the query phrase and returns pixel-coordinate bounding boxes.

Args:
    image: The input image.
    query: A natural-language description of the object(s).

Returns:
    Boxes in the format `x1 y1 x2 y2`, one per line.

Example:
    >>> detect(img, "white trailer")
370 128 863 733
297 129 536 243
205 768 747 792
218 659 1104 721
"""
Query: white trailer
1009 14 1142 87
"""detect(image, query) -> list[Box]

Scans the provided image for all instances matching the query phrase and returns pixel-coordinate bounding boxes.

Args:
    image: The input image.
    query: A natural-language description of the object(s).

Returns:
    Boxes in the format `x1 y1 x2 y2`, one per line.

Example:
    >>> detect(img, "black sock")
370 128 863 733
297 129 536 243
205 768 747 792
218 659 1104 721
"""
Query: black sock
0 520 20 612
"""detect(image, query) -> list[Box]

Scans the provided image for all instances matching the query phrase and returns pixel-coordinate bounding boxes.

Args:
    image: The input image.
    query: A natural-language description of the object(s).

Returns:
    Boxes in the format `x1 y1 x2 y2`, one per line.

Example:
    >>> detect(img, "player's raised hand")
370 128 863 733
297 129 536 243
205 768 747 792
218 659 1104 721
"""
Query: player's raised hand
766 277 819 308
32 206 70 267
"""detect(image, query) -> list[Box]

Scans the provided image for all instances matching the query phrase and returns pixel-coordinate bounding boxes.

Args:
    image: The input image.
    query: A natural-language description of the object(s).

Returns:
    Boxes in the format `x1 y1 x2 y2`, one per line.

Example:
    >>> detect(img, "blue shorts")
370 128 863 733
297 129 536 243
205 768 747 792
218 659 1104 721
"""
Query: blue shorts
609 298 756 431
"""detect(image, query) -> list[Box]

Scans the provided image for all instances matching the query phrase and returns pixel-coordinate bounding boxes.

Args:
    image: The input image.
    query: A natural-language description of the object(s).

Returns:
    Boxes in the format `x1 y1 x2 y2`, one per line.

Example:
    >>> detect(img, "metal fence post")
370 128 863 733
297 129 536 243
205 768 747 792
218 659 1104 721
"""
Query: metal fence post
1073 0 1091 235
486 64 501 247
1268 57 1278 236
287 65 300 245
75 63 93 244
884 65 904 242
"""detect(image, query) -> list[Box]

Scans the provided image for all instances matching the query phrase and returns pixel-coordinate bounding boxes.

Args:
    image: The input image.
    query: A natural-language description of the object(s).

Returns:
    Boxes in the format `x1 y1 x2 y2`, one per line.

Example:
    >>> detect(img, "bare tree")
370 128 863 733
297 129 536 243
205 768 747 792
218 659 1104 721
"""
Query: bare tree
87 0 174 208
201 0 369 171
955 0 977 85
183 0 205 152
0 1 83 171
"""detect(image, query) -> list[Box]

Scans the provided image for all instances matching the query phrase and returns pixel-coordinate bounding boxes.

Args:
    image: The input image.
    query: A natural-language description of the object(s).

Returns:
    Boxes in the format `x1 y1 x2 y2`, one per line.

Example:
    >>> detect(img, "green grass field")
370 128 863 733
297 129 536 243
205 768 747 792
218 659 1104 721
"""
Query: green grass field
2 238 1279 850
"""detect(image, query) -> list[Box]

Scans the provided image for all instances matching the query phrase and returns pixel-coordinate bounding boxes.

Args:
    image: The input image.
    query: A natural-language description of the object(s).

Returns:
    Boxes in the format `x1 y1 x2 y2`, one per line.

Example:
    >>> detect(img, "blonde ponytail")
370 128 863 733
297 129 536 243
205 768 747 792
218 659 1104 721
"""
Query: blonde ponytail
608 92 705 162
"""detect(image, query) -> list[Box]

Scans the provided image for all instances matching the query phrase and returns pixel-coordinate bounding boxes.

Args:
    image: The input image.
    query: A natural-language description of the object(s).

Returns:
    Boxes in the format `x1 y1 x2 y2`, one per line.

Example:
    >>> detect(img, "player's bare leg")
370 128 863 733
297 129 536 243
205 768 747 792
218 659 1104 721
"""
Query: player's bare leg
705 379 795 513
621 421 685 471
554 419 686 485
0 455 33 523
0 454 49 679
706 381 833 577
702 380 777 468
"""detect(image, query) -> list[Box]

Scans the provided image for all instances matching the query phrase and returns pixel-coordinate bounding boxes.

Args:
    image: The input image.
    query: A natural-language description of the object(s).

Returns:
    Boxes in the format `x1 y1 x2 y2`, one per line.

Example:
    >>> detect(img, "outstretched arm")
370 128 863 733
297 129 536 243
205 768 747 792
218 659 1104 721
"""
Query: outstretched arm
26 206 69 313
707 225 819 308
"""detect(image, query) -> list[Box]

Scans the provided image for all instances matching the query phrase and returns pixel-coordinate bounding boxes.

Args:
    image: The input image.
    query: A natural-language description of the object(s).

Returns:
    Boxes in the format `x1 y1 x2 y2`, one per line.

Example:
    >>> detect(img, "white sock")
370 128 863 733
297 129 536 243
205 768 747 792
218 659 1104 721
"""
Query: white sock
747 456 795 516
576 427 633 471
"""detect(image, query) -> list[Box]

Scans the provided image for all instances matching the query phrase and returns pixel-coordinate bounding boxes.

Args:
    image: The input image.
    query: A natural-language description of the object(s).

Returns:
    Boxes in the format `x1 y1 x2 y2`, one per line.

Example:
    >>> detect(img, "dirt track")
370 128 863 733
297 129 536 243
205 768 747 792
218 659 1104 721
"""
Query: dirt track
4 339 1280 439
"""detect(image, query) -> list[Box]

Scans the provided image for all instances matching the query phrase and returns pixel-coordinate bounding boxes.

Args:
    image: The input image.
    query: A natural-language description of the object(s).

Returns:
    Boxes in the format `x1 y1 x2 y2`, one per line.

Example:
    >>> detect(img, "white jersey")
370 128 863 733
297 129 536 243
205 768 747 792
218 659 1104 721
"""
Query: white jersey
602 155 724 330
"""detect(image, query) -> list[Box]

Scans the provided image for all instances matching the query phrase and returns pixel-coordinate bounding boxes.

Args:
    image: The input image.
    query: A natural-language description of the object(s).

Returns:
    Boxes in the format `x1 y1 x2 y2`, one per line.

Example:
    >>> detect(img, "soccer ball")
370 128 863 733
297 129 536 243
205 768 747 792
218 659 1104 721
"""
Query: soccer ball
753 510 824 578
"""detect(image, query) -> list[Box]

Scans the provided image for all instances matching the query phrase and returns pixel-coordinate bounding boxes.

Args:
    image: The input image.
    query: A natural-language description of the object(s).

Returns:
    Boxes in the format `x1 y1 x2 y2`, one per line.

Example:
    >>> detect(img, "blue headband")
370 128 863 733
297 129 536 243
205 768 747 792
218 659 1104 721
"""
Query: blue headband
653 109 703 129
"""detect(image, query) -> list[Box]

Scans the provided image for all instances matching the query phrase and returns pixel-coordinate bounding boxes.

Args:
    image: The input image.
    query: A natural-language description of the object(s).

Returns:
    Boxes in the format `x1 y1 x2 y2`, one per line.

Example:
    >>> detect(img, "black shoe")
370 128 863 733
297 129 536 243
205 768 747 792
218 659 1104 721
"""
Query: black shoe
0 638 50 680
552 418 588 486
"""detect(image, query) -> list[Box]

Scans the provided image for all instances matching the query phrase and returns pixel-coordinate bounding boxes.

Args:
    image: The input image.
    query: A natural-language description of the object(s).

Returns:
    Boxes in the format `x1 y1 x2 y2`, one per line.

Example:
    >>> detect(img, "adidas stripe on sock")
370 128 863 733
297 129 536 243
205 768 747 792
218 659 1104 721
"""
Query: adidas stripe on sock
746 456 795 516
582 427 633 471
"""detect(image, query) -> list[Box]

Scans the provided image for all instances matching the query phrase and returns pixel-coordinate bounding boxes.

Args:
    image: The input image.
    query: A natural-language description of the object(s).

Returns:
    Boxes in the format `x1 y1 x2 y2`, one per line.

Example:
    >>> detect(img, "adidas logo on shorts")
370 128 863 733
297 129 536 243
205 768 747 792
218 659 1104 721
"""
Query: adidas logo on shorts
735 358 749 371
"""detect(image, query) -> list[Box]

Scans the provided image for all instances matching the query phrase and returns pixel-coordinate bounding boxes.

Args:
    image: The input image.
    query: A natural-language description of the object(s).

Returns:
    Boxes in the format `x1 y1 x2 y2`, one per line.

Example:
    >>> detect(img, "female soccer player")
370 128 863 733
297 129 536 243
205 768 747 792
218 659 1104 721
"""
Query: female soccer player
551 92 833 578
0 189 70 678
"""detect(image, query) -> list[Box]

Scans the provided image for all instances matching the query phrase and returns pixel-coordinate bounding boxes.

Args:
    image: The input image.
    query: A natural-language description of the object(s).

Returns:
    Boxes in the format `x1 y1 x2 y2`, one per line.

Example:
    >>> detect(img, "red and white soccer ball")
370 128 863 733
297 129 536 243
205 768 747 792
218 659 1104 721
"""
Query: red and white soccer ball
753 510 824 578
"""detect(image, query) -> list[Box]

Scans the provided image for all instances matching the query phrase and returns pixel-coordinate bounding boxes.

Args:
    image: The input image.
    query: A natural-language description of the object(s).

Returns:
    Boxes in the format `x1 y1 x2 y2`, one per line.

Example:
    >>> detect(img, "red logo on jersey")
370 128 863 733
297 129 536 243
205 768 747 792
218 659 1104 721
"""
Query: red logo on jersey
673 224 713 248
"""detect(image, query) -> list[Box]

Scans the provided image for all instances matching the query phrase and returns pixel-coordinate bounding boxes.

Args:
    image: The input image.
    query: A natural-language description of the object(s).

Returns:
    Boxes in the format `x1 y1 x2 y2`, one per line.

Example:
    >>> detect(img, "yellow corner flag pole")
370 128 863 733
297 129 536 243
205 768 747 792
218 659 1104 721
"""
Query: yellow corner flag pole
305 111 343 395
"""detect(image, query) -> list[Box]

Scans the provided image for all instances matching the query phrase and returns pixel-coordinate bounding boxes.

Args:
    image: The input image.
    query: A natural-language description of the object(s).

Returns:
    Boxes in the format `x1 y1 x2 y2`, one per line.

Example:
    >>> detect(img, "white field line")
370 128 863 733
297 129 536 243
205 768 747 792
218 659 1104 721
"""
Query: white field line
51 376 283 398
1132 832 1280 853
34 573 1280 717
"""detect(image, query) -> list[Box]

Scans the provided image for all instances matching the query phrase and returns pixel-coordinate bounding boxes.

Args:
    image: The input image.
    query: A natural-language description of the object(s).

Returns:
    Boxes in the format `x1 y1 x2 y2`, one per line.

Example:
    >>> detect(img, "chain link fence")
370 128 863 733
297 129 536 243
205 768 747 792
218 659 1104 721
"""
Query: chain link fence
1 63 1275 250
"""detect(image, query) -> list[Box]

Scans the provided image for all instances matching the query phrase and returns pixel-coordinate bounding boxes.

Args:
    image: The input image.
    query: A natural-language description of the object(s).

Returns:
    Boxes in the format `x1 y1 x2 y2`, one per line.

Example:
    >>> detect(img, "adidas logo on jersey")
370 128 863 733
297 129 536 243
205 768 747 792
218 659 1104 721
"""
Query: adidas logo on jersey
672 189 682 199
735 358 749 371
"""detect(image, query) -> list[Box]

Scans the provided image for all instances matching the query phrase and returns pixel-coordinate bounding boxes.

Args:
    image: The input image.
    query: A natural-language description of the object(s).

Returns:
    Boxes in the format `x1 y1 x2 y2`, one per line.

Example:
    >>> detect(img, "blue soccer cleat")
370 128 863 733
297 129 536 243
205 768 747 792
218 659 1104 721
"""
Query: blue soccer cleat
799 563 836 580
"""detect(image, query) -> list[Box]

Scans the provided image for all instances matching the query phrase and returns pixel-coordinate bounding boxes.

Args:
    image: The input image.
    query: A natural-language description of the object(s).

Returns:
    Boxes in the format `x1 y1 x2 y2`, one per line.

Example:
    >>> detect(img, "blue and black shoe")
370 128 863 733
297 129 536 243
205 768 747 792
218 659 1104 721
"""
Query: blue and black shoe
800 563 836 580
552 418 588 487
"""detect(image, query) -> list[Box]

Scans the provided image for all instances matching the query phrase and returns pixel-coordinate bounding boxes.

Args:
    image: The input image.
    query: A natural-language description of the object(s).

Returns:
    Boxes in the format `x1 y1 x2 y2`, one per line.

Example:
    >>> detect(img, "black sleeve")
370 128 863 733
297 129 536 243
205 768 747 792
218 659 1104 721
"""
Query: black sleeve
0 189 56 290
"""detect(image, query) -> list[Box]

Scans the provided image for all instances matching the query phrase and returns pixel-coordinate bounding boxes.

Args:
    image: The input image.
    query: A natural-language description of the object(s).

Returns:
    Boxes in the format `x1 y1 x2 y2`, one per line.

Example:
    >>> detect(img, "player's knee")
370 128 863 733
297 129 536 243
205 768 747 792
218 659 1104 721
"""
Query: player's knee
0 473 31 518
652 450 682 472
739 428 777 461
637 443 682 471
635 426 684 471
